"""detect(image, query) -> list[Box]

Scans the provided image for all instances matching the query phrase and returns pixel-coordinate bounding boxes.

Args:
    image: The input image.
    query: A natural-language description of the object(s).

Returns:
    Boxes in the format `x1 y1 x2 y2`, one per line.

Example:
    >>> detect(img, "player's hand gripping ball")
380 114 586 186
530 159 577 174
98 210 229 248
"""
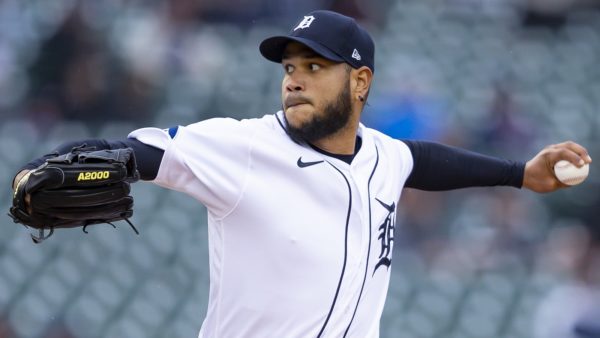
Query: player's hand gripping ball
553 160 589 186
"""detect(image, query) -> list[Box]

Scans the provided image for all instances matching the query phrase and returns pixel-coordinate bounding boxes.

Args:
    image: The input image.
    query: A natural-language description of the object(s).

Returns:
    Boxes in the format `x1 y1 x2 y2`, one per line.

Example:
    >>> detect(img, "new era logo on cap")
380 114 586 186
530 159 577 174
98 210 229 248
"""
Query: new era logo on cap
259 10 375 73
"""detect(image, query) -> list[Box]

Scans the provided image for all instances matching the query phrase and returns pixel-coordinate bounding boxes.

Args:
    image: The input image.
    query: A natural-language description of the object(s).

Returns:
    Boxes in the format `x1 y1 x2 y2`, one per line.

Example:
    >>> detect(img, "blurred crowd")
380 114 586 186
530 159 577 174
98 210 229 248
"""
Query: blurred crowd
1 0 599 127
0 0 392 129
1 0 600 337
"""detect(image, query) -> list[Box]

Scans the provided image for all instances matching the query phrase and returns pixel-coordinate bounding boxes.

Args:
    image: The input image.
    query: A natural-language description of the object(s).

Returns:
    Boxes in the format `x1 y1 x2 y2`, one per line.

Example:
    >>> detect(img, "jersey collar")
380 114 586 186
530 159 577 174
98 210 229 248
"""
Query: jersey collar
274 111 375 168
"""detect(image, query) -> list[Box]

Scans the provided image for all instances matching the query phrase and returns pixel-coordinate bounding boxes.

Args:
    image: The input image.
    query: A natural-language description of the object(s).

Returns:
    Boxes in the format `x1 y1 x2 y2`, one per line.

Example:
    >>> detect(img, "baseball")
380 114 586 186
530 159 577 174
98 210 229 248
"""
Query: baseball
553 160 589 186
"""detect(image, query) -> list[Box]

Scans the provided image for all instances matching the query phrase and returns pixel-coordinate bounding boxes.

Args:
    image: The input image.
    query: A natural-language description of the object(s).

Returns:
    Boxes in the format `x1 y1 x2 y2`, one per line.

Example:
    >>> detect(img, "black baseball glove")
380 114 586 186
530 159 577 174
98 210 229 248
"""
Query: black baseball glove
9 145 140 243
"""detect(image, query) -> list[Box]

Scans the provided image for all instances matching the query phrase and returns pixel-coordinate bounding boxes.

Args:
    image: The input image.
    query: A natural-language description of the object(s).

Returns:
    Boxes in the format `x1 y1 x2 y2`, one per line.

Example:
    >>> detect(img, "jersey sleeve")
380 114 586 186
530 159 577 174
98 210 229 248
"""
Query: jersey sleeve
128 118 256 219
393 139 415 196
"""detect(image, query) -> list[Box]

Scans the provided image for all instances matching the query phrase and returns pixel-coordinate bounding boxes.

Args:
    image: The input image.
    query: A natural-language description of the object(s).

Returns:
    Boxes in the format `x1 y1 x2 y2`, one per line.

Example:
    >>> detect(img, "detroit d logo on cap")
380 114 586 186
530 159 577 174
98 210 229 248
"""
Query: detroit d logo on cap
294 15 315 31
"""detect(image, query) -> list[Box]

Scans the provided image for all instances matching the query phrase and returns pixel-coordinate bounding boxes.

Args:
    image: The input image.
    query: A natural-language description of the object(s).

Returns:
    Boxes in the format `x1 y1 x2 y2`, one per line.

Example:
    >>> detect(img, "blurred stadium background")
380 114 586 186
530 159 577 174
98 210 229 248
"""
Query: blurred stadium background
1 0 599 337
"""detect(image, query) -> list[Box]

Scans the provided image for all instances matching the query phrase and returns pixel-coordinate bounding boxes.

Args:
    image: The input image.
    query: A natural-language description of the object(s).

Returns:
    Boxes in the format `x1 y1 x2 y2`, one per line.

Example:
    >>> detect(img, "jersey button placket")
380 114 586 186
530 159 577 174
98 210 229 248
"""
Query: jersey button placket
348 170 371 270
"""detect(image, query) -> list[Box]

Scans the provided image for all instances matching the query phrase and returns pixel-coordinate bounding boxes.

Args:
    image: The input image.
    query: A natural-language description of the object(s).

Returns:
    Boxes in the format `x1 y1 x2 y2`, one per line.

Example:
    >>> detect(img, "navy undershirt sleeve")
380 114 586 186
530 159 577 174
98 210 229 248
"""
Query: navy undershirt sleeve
403 140 525 191
20 138 164 181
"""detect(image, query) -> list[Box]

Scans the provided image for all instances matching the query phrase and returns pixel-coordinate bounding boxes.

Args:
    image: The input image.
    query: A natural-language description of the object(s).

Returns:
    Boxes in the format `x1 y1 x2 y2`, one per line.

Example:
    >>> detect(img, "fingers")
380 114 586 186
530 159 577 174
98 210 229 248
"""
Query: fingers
548 141 592 167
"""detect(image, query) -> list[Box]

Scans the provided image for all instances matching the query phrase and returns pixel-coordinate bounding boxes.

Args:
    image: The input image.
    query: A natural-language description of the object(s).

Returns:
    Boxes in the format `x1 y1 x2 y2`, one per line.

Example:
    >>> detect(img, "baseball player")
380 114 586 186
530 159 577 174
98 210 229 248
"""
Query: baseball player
11 10 592 338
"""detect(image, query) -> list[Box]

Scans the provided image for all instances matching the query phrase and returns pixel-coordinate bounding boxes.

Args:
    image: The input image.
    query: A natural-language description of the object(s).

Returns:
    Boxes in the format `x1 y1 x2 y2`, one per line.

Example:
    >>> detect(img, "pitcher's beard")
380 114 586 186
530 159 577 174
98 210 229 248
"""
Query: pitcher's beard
283 84 352 145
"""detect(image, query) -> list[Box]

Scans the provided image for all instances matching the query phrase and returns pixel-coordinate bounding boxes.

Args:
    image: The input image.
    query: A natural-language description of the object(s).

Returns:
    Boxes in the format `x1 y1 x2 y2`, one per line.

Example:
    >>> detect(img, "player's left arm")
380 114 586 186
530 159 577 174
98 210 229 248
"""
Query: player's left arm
403 140 591 193
14 138 163 185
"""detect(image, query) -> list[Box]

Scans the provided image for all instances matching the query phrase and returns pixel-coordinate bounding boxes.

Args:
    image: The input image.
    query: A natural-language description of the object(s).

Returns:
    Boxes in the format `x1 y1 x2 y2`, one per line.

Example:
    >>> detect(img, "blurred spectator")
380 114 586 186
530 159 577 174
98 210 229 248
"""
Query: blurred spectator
330 0 392 26
533 221 600 338
395 189 449 264
475 81 537 159
574 306 600 338
522 0 575 28
522 0 600 29
25 4 155 130
190 0 392 27
45 320 77 338
27 6 109 124
479 189 546 268
0 315 15 338
361 84 449 141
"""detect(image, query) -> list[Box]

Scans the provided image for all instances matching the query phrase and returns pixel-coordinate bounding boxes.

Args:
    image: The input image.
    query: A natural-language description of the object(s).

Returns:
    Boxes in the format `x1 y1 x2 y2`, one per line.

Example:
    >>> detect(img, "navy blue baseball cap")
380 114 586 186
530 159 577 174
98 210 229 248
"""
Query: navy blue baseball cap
260 10 375 73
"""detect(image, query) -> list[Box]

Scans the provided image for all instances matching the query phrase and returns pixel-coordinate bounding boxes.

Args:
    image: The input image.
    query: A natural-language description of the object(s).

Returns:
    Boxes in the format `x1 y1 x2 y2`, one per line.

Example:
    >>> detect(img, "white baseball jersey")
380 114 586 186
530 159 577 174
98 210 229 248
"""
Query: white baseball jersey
129 111 414 338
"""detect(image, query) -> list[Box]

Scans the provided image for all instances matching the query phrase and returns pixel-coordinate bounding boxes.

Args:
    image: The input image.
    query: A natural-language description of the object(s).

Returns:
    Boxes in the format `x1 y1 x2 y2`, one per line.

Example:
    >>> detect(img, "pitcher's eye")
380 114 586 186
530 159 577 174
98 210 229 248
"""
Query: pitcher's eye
284 64 294 73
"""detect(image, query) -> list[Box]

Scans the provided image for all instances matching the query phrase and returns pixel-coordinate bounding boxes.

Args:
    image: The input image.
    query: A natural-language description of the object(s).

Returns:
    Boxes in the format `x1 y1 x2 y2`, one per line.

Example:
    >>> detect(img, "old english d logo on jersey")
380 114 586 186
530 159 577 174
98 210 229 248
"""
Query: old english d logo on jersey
294 15 315 31
373 198 395 275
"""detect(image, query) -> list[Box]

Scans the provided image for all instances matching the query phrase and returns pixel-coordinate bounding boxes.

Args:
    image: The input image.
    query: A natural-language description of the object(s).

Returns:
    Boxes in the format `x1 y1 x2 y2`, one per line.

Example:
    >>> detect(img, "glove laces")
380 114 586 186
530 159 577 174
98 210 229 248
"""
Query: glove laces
25 218 140 244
